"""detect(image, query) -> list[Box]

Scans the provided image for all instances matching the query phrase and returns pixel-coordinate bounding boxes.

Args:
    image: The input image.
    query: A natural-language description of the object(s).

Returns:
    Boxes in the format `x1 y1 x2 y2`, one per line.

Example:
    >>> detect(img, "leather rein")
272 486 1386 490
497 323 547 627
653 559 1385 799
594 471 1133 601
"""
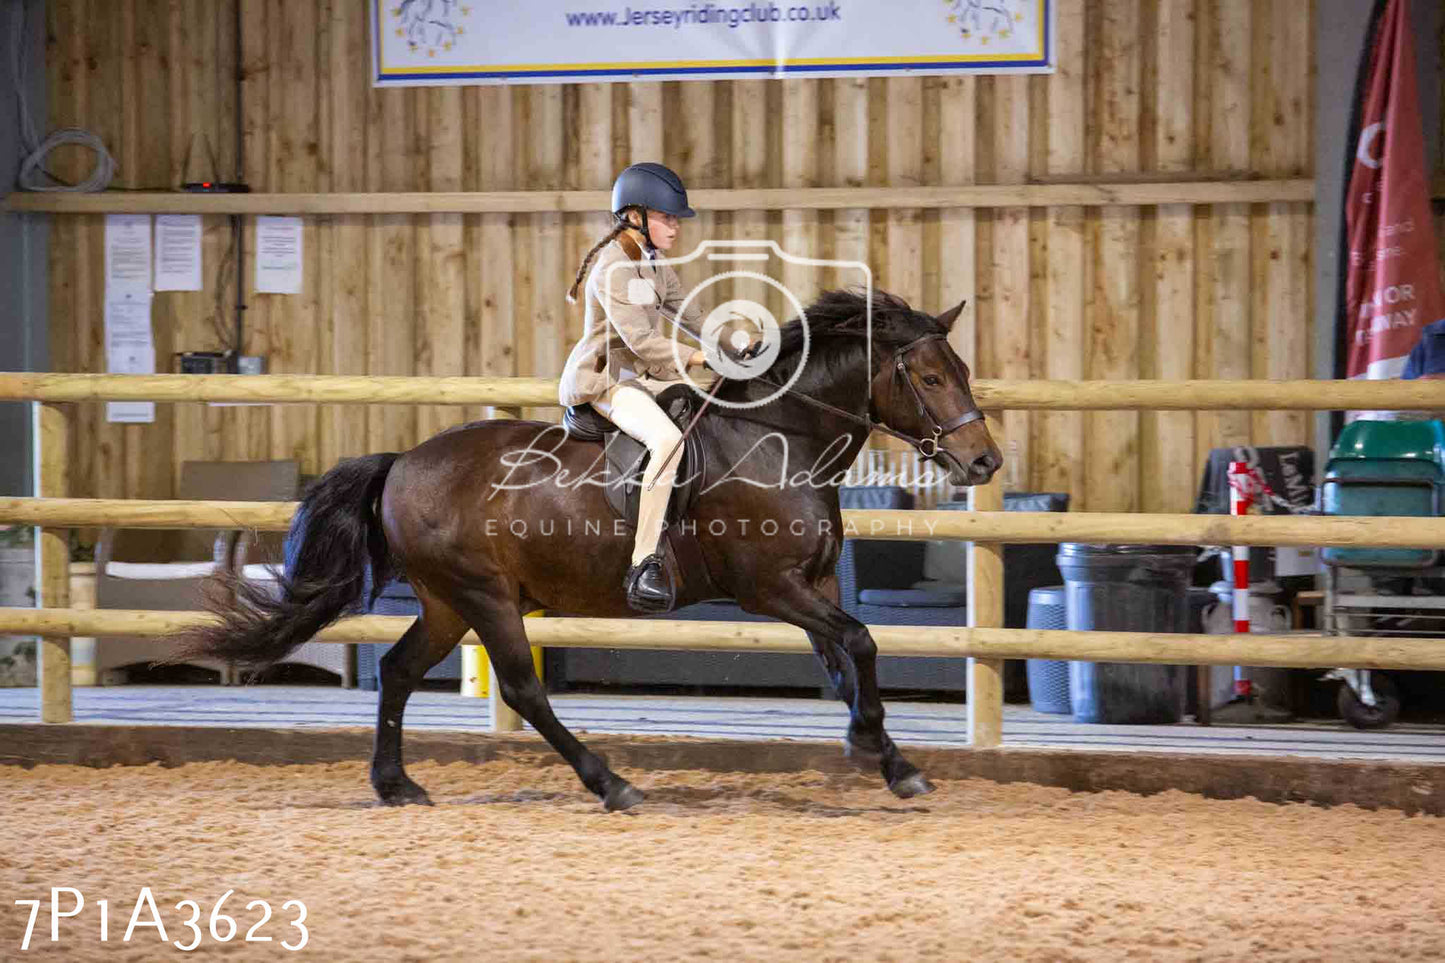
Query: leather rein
740 332 985 460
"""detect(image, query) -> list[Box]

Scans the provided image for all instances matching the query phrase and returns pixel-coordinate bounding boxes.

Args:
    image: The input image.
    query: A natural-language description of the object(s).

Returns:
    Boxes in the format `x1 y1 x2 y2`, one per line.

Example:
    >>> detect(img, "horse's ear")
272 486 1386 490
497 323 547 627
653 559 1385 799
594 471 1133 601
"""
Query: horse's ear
935 300 966 333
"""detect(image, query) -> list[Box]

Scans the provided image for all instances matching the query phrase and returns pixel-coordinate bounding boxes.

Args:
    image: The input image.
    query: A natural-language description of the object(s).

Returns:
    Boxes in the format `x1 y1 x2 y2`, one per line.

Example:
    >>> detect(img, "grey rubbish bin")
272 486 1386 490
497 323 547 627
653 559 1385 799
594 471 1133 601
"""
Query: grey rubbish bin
1025 586 1070 715
1057 543 1196 724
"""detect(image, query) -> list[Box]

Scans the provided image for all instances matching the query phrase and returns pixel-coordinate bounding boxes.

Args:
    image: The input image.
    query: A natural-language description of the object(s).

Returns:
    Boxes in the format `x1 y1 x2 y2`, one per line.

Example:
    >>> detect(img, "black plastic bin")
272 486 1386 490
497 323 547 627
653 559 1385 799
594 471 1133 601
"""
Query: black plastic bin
1058 543 1196 724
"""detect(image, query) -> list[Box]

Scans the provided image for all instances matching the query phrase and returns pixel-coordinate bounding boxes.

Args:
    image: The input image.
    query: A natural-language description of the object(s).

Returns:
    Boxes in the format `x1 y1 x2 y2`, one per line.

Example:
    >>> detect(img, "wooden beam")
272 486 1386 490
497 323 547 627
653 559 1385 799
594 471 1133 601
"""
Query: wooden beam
5 606 1445 671
3 179 1316 215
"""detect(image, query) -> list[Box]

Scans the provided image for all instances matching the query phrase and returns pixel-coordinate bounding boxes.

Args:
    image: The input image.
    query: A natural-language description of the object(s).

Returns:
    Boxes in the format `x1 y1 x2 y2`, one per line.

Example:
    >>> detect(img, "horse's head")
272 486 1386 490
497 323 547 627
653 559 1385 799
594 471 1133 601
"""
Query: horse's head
869 299 1002 487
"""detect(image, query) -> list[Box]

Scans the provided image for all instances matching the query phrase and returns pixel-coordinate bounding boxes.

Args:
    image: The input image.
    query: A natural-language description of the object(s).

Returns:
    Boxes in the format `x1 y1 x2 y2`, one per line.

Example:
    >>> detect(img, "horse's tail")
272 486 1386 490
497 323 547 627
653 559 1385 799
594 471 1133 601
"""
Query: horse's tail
171 452 400 669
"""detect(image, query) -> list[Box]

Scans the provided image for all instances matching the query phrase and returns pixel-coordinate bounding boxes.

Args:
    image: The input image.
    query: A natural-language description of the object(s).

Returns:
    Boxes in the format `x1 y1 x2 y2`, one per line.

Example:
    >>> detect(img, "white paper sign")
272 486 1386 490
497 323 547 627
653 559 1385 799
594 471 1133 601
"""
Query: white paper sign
255 216 303 294
104 293 156 423
153 215 203 291
1275 546 1323 578
104 214 152 295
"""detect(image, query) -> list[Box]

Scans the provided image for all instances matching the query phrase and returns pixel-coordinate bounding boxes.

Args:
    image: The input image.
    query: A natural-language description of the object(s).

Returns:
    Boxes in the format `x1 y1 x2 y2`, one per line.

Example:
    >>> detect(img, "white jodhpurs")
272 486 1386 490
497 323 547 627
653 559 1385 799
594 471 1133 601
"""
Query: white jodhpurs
591 377 693 567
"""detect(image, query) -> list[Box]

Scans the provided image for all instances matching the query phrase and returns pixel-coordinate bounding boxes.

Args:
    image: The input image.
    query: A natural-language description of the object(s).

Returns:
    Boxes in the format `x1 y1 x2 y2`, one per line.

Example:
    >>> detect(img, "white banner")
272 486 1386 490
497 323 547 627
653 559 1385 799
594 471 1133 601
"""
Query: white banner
372 0 1053 87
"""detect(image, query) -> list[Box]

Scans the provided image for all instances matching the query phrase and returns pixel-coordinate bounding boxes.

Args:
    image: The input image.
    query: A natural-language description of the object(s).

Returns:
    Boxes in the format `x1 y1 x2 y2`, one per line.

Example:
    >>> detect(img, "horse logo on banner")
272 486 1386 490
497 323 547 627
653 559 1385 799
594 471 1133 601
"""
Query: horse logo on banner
943 0 1029 43
390 0 472 56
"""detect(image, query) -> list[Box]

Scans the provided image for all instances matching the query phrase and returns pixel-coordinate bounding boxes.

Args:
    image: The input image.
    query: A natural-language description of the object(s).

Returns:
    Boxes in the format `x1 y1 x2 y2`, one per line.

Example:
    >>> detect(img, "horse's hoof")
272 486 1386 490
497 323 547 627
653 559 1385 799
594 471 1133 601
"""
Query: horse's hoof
602 781 645 812
374 777 433 807
889 772 936 799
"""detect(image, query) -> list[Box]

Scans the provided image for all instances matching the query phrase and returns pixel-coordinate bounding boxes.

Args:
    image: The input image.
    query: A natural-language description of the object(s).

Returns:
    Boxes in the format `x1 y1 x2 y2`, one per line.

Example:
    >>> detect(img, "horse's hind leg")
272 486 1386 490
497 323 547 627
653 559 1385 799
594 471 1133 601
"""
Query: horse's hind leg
450 579 644 812
371 586 467 806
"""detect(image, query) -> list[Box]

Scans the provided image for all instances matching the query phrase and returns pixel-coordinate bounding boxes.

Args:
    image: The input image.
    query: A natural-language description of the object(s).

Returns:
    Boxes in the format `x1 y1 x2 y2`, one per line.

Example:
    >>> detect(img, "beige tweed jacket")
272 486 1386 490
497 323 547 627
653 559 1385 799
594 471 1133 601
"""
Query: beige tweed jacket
558 233 707 408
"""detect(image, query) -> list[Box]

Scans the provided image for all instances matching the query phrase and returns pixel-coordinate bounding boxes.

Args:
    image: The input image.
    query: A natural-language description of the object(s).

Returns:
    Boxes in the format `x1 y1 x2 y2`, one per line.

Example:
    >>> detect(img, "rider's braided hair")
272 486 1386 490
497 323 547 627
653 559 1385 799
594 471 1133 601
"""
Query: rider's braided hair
566 218 627 304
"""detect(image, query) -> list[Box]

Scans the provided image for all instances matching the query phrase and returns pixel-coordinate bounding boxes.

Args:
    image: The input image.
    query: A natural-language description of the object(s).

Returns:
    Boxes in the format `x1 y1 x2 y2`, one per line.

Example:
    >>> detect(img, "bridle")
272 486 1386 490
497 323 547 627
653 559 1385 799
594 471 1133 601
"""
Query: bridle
745 331 985 461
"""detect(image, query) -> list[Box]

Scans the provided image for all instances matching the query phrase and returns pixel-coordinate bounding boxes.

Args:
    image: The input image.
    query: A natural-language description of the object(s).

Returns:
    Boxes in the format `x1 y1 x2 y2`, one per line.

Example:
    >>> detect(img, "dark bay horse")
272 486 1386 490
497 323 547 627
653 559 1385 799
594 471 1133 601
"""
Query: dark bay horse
176 289 1001 810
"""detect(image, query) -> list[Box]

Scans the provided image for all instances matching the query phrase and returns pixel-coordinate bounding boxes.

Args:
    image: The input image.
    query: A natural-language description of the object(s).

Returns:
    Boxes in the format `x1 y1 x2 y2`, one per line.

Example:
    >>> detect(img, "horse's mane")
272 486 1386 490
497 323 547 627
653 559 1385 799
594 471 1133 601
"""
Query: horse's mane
773 288 945 360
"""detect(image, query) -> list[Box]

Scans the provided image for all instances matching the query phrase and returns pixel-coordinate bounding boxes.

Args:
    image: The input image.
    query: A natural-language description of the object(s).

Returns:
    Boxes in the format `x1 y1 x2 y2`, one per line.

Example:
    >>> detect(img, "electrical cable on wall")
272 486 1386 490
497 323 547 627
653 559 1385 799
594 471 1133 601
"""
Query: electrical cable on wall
8 0 115 192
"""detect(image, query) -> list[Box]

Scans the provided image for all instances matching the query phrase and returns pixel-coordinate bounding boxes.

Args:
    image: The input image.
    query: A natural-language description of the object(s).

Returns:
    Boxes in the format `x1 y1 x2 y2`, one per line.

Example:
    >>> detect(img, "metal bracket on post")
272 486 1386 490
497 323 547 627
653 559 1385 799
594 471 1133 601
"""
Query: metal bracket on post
966 413 1005 748
33 402 72 723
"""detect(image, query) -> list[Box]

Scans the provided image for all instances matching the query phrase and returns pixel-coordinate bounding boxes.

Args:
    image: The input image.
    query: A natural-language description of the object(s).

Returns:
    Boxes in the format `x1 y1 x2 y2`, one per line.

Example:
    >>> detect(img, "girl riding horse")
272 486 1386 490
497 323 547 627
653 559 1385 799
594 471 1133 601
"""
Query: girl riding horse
173 170 1001 812
560 162 750 614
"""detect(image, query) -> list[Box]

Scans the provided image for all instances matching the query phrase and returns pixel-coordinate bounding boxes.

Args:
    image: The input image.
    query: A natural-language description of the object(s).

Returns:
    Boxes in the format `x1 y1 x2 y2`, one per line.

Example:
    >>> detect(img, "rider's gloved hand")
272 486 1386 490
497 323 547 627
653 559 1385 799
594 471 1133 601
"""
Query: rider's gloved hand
717 339 764 365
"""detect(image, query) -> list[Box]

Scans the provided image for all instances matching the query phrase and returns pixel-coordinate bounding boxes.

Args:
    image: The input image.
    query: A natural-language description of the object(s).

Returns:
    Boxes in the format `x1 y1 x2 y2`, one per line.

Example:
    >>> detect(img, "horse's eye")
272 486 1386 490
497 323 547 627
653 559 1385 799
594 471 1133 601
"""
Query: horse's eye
923 375 943 387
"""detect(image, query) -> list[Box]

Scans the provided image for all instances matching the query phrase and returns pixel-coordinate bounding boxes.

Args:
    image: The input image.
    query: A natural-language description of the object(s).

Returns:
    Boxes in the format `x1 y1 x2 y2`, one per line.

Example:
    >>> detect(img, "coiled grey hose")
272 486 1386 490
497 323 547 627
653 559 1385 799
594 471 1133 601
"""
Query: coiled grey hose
9 0 115 192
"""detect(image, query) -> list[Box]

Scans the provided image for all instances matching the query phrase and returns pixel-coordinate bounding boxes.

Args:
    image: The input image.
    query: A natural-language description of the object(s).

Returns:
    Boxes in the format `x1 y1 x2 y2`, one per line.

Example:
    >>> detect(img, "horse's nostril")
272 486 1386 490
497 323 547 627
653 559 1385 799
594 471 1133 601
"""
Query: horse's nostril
971 452 997 475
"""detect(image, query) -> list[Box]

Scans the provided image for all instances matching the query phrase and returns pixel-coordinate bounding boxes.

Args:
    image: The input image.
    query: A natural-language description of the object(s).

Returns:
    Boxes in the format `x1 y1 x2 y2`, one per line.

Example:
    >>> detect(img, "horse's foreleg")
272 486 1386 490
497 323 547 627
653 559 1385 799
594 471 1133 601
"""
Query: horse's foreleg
751 578 934 799
450 581 645 812
371 587 468 806
802 575 857 703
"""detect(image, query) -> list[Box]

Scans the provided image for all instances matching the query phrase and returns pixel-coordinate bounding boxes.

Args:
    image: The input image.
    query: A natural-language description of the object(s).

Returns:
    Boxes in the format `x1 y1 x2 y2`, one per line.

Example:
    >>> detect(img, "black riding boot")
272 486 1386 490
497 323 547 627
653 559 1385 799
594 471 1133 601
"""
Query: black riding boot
625 553 675 614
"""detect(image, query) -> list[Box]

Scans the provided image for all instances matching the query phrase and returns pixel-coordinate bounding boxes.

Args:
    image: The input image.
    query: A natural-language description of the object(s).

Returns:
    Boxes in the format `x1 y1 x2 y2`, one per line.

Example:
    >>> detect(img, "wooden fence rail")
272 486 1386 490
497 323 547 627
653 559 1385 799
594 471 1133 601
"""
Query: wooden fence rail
4 607 1444 672
3 499 1444 549
6 373 1445 410
13 373 1445 742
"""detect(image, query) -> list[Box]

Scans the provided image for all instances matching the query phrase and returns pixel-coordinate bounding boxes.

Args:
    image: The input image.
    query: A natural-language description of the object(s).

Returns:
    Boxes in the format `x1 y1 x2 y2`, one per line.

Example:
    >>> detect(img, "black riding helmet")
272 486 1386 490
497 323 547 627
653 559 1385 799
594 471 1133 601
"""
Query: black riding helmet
611 162 694 251
612 162 696 218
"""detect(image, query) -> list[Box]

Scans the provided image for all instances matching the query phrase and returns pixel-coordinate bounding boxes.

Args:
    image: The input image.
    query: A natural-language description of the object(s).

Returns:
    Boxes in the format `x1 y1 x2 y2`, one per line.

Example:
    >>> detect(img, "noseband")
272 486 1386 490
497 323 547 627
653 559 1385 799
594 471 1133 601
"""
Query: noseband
745 331 985 461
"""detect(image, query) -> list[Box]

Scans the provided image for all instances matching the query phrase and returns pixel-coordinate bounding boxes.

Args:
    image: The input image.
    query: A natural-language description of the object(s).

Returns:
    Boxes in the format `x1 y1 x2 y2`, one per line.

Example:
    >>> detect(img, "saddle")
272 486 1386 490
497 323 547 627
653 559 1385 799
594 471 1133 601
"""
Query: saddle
561 383 708 532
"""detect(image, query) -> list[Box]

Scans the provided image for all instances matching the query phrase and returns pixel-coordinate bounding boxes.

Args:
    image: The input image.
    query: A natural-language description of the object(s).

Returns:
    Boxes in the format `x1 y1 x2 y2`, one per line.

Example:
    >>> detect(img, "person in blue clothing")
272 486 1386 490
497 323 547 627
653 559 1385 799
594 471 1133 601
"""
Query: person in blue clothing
1401 319 1445 380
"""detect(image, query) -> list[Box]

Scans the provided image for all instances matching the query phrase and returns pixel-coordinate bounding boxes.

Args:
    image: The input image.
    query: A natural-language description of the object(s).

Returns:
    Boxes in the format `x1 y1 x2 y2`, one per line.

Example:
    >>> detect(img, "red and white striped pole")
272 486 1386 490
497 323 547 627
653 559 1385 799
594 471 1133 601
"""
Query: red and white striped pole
1227 460 1253 701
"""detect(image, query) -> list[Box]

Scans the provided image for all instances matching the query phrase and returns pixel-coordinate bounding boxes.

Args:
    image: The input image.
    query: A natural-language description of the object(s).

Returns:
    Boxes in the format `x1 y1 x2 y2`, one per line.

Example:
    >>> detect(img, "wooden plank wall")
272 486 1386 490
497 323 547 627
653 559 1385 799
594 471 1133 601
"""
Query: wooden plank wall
45 0 1317 512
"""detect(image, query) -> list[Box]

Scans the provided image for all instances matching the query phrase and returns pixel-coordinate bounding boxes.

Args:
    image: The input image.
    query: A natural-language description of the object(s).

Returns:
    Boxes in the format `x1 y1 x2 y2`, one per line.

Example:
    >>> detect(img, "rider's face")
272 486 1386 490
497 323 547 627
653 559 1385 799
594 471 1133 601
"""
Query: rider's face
645 210 680 250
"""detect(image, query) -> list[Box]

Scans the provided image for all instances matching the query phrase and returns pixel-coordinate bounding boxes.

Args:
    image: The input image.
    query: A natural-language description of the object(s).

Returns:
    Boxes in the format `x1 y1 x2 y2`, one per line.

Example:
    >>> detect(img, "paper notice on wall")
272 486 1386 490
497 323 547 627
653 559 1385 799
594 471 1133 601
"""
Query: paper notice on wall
104 214 152 295
153 214 203 291
255 216 303 294
104 292 156 423
1275 546 1323 578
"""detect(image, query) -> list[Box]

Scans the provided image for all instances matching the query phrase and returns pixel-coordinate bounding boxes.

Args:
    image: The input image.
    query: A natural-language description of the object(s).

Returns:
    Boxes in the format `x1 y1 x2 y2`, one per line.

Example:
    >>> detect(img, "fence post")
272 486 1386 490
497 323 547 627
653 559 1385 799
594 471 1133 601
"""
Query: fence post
33 402 72 723
967 413 1005 747
487 656 525 732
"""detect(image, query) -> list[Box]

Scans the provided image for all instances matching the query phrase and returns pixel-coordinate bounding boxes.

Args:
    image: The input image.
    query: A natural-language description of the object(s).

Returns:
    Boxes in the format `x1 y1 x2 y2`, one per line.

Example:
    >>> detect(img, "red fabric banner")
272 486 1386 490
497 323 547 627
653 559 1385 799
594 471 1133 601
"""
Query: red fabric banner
1343 0 1445 382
